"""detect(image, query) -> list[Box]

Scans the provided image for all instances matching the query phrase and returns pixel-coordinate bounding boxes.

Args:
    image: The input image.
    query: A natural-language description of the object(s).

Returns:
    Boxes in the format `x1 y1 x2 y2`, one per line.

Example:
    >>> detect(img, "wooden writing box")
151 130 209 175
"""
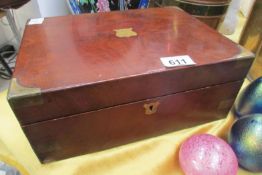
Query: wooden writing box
8 7 254 163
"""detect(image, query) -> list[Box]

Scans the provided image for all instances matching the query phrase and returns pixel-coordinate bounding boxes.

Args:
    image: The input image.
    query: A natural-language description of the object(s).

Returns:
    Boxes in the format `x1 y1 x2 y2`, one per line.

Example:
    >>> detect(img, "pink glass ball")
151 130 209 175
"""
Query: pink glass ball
179 134 238 175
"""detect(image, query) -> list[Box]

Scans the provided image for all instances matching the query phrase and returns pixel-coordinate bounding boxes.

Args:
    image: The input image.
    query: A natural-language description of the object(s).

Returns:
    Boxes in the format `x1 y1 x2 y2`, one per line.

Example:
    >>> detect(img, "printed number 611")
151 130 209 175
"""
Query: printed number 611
160 55 196 68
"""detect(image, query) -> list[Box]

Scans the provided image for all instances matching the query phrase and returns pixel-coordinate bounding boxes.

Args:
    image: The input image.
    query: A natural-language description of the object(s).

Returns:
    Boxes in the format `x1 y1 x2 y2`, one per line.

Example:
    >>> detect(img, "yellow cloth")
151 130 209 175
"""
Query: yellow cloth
0 84 261 175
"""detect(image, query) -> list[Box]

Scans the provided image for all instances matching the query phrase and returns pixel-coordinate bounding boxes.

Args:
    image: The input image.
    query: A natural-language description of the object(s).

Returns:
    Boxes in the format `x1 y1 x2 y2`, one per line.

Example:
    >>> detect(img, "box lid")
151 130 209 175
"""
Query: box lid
8 7 254 125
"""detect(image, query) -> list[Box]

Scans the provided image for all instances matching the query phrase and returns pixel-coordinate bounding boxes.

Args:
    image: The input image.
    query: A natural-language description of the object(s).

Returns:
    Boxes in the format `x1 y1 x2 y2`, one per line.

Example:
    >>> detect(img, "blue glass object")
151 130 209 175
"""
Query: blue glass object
234 77 262 118
228 114 262 172
69 0 82 14
138 0 149 8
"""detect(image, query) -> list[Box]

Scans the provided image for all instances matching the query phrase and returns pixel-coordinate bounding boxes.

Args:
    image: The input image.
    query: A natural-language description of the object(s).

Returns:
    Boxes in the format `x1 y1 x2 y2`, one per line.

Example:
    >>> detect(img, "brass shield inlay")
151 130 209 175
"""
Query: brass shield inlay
114 28 137 38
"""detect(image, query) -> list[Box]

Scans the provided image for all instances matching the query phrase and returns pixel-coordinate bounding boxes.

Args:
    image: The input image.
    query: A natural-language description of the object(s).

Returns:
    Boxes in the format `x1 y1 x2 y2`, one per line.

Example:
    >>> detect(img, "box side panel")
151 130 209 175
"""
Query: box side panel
22 80 243 163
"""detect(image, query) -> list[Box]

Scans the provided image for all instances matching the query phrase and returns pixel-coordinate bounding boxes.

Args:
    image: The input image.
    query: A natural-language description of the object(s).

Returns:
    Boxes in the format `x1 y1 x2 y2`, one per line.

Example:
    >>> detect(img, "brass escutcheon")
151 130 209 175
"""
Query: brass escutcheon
144 101 160 115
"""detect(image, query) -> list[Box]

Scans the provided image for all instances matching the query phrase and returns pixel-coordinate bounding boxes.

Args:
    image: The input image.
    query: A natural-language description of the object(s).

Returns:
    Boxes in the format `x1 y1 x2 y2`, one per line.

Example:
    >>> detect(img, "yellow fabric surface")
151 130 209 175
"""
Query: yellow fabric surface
0 84 261 175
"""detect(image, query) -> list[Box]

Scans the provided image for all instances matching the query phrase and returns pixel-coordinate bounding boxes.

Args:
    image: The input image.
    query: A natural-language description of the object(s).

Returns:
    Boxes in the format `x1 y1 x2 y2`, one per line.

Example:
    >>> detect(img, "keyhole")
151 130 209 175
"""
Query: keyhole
144 101 160 115
149 105 153 111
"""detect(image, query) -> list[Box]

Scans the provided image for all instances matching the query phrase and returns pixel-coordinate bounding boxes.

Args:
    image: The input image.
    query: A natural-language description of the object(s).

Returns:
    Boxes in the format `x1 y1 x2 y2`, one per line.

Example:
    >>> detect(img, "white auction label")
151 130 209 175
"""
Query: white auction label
28 18 45 25
160 55 196 67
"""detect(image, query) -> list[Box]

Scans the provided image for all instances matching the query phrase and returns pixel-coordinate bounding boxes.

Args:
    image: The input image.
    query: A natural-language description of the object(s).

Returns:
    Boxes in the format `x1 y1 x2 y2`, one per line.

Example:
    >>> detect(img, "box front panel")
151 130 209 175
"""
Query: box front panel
23 80 242 162
11 58 253 125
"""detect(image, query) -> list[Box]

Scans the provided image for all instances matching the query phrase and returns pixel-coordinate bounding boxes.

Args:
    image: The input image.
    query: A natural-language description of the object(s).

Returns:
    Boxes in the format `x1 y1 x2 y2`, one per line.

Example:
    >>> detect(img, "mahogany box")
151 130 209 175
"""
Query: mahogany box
7 7 254 163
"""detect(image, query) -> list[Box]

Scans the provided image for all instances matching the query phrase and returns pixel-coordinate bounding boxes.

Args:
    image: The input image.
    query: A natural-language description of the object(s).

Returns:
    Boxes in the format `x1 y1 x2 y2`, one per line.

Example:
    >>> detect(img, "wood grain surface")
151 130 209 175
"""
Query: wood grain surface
23 80 243 162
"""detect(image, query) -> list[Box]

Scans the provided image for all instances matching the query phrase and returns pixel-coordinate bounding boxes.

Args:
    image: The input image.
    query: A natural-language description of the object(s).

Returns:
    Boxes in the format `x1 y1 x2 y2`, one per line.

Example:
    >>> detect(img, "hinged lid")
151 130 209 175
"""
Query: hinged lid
8 7 254 125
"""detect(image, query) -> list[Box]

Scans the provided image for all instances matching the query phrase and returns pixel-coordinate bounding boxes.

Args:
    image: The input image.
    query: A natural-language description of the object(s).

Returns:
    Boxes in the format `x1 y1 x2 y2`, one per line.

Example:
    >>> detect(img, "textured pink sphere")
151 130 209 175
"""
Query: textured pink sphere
179 134 238 175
